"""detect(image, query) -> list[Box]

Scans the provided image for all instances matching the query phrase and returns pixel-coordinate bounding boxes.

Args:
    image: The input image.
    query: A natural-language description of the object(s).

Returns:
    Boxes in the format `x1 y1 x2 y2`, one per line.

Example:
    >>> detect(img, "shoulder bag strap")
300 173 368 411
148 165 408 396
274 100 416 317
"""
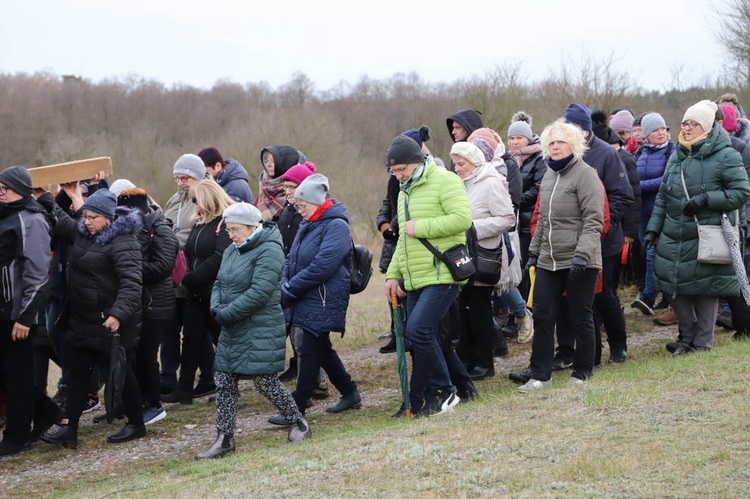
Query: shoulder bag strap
680 168 738 227
403 194 450 266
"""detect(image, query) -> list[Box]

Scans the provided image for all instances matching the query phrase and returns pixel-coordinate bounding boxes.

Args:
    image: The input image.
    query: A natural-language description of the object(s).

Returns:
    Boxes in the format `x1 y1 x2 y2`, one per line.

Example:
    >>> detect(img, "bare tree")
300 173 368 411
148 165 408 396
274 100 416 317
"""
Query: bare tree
714 0 750 88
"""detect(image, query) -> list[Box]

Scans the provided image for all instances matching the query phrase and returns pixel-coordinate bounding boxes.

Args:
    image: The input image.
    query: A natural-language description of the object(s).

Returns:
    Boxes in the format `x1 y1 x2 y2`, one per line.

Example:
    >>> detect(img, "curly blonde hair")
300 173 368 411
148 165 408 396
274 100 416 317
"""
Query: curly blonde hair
189 179 235 223
540 119 588 161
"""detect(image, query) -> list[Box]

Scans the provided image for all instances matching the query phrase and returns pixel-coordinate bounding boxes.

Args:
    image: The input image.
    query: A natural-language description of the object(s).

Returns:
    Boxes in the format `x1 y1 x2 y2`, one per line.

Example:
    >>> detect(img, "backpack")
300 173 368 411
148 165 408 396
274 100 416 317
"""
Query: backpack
349 240 373 294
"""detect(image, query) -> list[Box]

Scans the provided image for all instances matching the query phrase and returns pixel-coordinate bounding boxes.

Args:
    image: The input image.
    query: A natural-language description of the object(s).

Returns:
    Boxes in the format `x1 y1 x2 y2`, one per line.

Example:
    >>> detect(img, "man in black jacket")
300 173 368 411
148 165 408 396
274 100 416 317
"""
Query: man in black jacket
0 166 58 456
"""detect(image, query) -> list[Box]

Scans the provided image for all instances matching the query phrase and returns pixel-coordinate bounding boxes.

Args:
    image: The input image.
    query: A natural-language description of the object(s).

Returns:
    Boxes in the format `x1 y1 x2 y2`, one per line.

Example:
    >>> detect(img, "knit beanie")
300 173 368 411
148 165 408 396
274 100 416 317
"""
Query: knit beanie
609 110 634 132
564 103 593 131
683 100 717 133
470 138 495 162
295 173 329 206
117 187 150 215
82 188 117 220
467 127 501 150
386 135 424 167
719 104 738 132
173 154 207 181
198 147 226 167
110 178 137 197
641 113 668 139
402 125 431 148
451 142 486 167
281 161 317 186
0 165 33 197
507 120 533 141
222 202 262 227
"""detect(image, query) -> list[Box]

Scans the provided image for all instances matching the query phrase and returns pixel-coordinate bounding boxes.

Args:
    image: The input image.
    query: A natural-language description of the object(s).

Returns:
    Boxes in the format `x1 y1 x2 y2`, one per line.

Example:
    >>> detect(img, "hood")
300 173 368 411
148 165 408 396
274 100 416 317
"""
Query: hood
260 145 302 179
77 206 143 245
142 206 170 232
0 195 57 230
463 162 501 186
216 158 250 185
734 118 750 145
315 199 349 224
236 221 283 253
446 109 483 142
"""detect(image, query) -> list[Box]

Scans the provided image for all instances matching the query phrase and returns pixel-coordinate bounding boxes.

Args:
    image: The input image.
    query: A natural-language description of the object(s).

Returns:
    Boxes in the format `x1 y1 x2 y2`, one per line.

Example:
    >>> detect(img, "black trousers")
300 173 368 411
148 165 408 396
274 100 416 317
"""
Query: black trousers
65 343 143 427
177 296 217 391
595 255 628 351
1 320 35 445
457 285 495 370
135 317 169 408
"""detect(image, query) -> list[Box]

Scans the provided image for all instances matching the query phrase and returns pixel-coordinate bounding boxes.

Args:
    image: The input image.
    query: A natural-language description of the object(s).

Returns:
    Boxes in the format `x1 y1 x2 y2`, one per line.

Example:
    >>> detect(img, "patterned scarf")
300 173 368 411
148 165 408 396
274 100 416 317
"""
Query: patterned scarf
255 171 286 221
510 143 542 166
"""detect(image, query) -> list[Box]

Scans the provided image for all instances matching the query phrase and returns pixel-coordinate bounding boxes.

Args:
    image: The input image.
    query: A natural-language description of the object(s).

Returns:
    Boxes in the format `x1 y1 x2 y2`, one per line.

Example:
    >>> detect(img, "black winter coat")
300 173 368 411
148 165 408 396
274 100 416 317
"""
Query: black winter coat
376 176 400 272
502 152 523 210
181 216 232 298
277 202 303 256
618 147 642 240
54 206 143 352
518 151 546 233
139 208 179 320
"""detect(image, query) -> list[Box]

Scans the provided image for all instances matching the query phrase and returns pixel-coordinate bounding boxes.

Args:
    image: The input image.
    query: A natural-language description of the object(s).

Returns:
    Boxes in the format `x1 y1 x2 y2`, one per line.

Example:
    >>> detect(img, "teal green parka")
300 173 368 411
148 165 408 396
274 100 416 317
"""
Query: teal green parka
646 125 750 297
385 160 473 291
211 222 286 375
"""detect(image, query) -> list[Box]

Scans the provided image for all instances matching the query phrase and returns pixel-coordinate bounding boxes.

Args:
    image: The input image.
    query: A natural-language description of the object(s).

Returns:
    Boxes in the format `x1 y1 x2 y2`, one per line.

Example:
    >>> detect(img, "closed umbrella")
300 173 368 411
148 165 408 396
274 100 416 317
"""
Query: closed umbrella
390 291 410 418
721 213 750 305
105 331 127 423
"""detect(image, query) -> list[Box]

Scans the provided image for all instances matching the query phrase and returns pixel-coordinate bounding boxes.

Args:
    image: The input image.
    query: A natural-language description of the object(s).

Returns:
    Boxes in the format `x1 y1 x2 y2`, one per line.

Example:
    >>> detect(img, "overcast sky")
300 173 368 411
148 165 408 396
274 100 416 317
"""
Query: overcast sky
0 0 732 93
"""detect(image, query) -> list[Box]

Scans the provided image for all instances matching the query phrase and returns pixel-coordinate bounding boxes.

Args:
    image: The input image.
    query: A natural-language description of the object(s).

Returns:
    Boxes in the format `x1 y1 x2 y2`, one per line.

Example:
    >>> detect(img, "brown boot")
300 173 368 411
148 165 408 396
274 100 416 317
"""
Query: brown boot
653 307 678 326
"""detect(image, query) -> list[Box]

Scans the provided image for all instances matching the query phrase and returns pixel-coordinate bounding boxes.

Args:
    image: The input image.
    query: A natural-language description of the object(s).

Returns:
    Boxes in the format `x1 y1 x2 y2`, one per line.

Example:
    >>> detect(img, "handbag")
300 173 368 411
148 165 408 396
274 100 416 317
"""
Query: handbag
475 244 503 285
349 239 373 294
680 169 738 265
404 197 476 281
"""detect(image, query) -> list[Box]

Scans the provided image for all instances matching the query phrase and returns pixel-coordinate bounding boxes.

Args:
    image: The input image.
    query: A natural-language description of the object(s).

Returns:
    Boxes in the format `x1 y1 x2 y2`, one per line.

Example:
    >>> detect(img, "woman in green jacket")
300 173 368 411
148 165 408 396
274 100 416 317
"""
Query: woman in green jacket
645 100 750 356
195 203 310 460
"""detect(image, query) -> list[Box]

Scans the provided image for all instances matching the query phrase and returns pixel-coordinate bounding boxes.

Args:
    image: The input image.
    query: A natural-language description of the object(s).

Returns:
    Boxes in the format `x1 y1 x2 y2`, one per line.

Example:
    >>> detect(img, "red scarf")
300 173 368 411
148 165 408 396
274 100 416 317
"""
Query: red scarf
308 199 333 222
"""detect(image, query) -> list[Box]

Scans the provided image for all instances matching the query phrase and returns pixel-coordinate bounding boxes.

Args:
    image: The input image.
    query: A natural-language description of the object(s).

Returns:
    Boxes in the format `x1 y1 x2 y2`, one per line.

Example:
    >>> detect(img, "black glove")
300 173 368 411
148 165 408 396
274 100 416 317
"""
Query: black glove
683 193 708 216
382 228 398 241
642 231 658 255
568 255 587 282
212 304 228 327
524 254 538 274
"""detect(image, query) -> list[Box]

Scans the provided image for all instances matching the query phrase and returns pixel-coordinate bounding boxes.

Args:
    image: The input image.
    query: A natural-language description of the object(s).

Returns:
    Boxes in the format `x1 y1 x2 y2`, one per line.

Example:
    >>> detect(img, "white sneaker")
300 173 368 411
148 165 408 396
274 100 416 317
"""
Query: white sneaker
568 376 584 386
516 311 533 344
517 379 551 393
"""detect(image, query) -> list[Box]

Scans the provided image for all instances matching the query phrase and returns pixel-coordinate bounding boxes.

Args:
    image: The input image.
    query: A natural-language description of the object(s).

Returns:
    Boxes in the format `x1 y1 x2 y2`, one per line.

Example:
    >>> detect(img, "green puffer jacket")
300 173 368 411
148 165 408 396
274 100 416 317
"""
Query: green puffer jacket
530 157 605 271
211 222 286 376
386 160 473 291
646 125 750 297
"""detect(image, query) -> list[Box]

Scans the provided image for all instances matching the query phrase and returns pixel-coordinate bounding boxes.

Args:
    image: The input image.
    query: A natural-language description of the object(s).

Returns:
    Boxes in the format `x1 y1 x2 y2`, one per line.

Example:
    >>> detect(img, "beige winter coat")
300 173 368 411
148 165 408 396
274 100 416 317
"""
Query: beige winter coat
530 157 604 271
462 163 516 287
163 188 198 250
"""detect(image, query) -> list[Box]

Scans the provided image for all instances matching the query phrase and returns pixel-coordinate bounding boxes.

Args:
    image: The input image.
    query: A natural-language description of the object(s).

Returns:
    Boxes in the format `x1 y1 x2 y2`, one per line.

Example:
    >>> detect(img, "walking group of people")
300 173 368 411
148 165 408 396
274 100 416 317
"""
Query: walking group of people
1 93 749 460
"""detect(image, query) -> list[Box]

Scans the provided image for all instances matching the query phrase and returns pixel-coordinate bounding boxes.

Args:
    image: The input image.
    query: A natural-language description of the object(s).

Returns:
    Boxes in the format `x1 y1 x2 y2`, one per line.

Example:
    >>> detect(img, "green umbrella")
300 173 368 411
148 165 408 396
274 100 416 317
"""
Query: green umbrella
390 291 411 418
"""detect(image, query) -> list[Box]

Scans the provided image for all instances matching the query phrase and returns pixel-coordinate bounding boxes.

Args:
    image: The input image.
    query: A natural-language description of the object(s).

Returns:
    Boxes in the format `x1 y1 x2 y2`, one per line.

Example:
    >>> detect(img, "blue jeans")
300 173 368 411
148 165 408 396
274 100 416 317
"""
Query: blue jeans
639 219 656 302
500 288 527 318
406 285 461 396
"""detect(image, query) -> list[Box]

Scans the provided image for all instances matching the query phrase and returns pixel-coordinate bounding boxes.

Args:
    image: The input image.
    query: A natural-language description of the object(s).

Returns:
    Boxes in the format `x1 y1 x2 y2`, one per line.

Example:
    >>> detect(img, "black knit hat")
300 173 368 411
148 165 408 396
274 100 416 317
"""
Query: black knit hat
0 165 33 197
386 135 424 167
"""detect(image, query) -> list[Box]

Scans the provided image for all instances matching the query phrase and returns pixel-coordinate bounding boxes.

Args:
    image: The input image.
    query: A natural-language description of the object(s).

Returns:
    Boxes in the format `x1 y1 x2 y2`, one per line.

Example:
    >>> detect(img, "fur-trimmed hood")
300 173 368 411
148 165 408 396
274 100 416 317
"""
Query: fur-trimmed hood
77 206 143 245
734 118 750 144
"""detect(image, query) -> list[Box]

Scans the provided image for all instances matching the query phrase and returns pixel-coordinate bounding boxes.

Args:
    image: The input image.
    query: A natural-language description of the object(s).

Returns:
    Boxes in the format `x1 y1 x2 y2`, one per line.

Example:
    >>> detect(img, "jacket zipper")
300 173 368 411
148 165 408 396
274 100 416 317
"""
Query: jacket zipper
548 173 561 271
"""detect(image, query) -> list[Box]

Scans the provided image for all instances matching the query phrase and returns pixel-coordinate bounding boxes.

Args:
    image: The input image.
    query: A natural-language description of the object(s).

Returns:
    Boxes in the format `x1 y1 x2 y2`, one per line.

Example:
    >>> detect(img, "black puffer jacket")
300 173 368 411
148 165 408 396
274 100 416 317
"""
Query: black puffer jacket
618 147 642 240
375 176 400 272
139 207 179 320
54 206 143 352
181 216 232 298
518 150 546 235
277 202 303 256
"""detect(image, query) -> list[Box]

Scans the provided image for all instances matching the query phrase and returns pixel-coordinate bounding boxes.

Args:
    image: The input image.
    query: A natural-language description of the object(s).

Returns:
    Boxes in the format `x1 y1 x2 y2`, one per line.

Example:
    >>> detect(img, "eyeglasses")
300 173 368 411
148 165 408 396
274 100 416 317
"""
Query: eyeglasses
225 227 244 235
282 183 298 191
387 165 409 176
293 202 309 211
84 214 102 222
0 186 7 196
174 175 191 183
680 121 701 131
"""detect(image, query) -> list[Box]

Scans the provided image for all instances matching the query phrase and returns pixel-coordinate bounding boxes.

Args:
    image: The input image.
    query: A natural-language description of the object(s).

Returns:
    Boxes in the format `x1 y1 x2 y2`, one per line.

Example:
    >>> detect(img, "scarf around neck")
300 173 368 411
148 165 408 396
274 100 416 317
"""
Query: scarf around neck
510 143 542 166
547 154 574 172
678 129 711 152
398 163 426 195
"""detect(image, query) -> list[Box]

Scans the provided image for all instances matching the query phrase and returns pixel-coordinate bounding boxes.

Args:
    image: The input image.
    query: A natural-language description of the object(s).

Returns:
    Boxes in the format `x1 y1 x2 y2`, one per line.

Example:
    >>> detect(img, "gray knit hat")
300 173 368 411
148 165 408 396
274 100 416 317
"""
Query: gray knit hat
0 165 33 197
507 120 533 141
222 202 262 227
173 154 206 181
295 174 329 206
641 113 668 140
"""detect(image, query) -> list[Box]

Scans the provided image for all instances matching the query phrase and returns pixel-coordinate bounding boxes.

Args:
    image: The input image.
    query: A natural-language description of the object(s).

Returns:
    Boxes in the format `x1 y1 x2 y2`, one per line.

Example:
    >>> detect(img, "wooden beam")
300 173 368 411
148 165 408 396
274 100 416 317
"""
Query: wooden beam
28 157 113 188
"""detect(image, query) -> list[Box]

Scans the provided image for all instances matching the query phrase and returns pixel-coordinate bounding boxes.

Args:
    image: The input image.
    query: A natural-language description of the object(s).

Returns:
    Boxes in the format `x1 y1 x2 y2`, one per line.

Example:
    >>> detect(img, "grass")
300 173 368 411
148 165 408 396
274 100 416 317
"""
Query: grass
6 277 750 497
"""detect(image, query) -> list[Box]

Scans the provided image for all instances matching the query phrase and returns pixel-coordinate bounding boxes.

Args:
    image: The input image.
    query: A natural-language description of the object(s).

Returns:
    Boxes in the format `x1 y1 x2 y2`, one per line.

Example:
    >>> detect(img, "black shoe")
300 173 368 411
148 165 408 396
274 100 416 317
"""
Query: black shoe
41 424 78 449
51 385 68 410
665 340 680 353
509 367 532 384
501 322 518 339
672 342 694 356
468 366 495 381
160 386 193 405
93 411 124 424
193 384 216 398
391 407 410 419
552 353 573 371
278 362 298 381
29 406 62 443
458 387 479 403
421 390 460 417
630 294 654 316
0 440 31 457
608 348 627 364
268 414 293 426
159 384 176 395
107 423 146 444
326 390 362 413
716 312 734 330
379 337 397 354
733 330 750 341
653 298 669 310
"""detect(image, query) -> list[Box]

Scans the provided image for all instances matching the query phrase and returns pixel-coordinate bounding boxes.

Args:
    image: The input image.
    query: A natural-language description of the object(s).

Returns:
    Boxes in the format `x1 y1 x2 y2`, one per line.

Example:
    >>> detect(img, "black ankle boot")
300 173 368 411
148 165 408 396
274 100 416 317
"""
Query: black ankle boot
160 385 193 404
107 423 146 443
41 423 78 449
325 389 362 413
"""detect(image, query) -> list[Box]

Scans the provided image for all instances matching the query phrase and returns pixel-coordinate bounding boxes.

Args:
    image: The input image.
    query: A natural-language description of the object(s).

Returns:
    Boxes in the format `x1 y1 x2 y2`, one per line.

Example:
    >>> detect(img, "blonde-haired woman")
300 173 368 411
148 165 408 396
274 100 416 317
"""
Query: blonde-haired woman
517 120 605 393
162 180 234 404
